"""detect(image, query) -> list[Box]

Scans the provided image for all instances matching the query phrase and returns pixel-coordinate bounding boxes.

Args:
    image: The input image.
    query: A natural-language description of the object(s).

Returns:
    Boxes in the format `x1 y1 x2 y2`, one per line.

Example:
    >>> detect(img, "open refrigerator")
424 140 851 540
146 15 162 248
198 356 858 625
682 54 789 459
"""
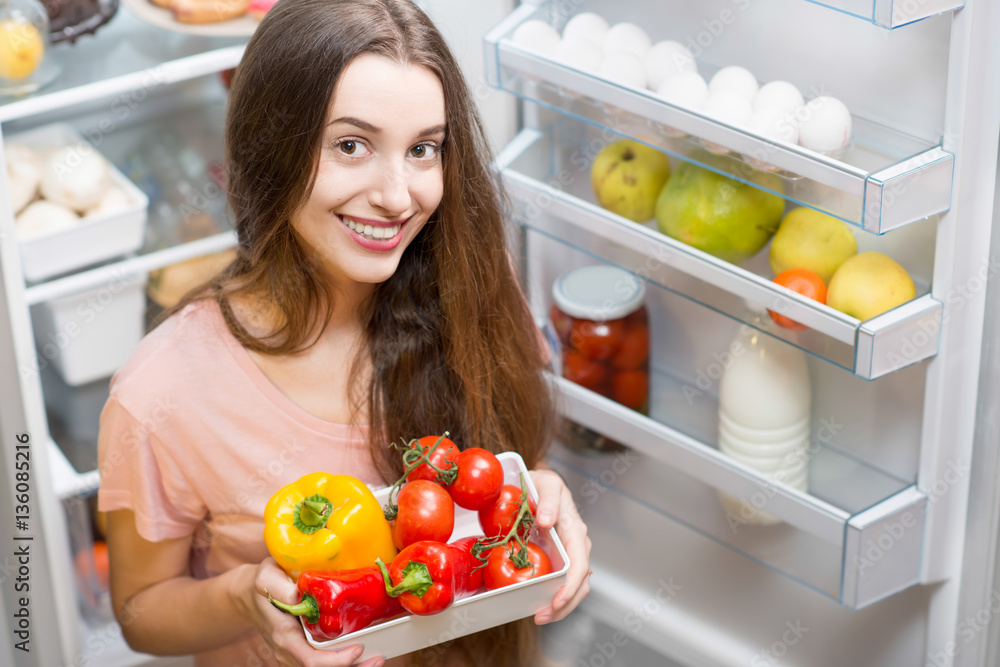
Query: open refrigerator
0 1 999 667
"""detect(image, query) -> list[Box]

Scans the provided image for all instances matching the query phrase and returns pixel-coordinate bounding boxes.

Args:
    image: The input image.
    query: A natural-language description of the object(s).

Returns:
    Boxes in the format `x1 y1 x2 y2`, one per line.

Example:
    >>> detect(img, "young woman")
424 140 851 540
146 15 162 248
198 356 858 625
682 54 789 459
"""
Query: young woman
97 0 591 666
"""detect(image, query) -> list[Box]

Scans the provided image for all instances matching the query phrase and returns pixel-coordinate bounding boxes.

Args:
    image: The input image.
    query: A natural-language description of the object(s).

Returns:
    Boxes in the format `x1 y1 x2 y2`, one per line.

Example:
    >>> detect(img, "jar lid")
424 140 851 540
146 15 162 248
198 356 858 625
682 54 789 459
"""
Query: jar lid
552 265 646 321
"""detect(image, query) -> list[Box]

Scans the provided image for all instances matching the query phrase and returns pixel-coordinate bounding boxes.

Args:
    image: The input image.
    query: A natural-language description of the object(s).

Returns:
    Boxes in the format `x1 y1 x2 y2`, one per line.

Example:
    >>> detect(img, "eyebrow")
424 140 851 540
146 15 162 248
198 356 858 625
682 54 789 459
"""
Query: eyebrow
328 117 446 137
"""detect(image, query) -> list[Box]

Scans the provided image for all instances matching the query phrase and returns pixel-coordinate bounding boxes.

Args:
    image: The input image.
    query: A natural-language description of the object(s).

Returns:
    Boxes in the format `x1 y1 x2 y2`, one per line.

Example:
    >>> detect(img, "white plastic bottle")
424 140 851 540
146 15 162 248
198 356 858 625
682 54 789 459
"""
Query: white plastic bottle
716 313 811 526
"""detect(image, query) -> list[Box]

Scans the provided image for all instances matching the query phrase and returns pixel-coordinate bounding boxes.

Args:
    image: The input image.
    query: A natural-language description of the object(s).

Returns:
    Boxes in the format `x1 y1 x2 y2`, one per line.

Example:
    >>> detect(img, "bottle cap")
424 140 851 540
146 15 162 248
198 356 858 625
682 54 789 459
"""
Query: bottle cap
552 265 646 321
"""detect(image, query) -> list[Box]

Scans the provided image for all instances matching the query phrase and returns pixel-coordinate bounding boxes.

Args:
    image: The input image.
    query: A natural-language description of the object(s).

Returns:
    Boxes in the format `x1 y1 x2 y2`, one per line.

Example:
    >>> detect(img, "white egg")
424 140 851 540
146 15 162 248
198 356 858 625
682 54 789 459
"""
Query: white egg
753 80 805 113
562 12 609 48
645 41 697 91
798 96 852 153
598 51 646 89
85 185 133 218
749 106 800 144
708 66 759 102
705 90 753 128
657 71 709 110
604 22 651 60
5 143 41 215
15 200 79 240
553 36 603 71
512 20 561 56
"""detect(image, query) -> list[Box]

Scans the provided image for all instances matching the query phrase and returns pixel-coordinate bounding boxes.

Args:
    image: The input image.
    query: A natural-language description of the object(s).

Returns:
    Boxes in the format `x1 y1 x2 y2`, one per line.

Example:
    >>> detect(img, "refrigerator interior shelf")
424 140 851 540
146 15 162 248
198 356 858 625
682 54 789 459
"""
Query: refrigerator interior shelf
549 377 927 609
499 127 942 380
484 3 955 234
48 435 100 500
812 0 963 28
0 11 246 123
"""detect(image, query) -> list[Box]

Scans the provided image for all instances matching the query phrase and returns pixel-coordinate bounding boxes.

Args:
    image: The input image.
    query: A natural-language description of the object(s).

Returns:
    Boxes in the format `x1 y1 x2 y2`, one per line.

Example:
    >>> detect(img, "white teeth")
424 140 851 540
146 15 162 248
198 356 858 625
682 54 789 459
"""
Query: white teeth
341 216 402 241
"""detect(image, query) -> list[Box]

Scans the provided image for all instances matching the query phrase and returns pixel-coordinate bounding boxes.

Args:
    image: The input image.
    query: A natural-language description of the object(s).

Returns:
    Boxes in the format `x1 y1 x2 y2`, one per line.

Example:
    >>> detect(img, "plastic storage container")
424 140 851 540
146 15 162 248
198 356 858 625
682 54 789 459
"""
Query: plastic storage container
550 264 649 455
8 122 149 282
30 274 147 386
306 451 570 661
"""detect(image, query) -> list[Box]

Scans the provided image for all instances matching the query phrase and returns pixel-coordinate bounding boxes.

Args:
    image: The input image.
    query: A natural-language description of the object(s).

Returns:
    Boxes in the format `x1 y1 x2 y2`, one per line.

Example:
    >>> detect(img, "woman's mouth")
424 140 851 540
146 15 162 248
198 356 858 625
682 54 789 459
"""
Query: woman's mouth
340 215 403 241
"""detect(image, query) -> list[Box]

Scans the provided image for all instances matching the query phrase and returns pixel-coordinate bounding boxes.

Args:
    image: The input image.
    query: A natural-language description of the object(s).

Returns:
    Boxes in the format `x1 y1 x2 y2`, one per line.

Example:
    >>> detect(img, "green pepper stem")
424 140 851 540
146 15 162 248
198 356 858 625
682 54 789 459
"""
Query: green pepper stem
268 593 320 625
376 558 433 598
293 494 333 534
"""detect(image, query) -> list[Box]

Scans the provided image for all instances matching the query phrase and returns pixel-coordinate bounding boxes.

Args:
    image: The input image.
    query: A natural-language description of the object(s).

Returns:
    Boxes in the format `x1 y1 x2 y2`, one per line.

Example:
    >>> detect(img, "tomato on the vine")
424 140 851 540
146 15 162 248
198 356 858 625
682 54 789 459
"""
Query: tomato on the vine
448 448 504 511
478 484 536 540
392 480 455 550
406 435 460 484
768 268 827 331
568 318 626 361
483 542 553 590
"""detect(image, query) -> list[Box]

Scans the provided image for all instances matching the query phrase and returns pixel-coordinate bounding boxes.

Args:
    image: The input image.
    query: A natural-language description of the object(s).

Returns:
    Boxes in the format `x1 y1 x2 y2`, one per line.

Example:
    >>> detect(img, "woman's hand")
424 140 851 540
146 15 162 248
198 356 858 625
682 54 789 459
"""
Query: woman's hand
240 558 387 667
528 469 592 624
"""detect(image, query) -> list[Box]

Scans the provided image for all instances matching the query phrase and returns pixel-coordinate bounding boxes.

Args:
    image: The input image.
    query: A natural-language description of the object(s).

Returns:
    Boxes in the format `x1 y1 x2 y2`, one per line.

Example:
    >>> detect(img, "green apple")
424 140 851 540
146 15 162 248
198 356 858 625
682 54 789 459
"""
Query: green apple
655 156 785 264
827 252 916 321
591 139 671 222
769 208 857 283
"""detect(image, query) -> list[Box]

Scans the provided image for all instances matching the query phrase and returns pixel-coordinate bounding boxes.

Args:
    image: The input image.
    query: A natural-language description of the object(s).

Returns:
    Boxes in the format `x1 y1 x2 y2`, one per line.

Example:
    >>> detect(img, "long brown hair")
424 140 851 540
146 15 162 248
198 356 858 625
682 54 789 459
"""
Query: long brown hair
164 0 554 663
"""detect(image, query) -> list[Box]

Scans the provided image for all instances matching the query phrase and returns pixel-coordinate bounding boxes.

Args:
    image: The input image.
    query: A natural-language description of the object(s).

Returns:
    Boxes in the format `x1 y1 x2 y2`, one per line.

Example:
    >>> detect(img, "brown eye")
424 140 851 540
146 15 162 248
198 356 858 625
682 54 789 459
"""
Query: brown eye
341 141 356 155
411 145 425 158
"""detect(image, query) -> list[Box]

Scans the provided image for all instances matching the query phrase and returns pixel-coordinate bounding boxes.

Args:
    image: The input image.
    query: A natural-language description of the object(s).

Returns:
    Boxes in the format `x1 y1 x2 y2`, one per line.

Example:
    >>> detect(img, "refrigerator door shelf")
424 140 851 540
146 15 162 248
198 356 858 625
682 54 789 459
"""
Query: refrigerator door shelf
548 404 926 610
484 4 955 234
497 128 942 380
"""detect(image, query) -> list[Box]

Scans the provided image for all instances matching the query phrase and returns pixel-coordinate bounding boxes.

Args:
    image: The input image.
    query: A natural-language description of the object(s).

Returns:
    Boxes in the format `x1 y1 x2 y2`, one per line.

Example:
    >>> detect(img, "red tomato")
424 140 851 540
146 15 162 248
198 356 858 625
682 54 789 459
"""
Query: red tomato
612 370 649 411
562 351 607 392
478 484 537 540
768 269 828 331
549 305 573 346
448 448 504 511
568 318 626 361
483 542 554 590
392 480 455 549
610 323 649 370
449 536 485 595
406 435 460 484
625 308 648 327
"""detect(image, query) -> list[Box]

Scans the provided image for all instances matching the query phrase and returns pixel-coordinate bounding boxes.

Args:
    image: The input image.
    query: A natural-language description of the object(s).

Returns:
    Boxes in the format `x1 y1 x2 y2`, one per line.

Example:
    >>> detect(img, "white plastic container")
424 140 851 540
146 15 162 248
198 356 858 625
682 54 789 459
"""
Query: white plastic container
306 451 571 661
31 274 147 386
716 318 812 526
9 123 149 282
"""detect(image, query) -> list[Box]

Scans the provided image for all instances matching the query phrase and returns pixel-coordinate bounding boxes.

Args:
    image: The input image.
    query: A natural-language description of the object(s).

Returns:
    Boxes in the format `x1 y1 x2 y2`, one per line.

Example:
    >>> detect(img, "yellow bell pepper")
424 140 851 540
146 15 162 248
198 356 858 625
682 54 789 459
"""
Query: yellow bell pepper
263 472 397 579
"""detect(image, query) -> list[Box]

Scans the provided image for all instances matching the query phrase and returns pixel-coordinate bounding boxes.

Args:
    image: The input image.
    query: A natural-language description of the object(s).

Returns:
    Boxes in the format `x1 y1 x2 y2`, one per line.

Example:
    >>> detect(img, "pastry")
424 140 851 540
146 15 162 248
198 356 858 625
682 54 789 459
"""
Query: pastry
170 0 250 24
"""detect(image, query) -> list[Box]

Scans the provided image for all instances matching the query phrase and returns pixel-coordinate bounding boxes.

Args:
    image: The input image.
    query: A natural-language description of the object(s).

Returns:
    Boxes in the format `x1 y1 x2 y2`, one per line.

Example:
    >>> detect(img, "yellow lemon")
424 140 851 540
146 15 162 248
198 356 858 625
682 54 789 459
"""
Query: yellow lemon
0 19 43 81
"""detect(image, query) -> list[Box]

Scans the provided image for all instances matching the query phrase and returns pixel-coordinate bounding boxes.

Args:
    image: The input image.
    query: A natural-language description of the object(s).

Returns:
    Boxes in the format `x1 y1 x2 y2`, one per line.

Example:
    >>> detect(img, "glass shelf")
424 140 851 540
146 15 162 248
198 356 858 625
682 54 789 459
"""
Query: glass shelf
499 126 942 380
0 9 245 122
484 3 955 234
809 0 963 28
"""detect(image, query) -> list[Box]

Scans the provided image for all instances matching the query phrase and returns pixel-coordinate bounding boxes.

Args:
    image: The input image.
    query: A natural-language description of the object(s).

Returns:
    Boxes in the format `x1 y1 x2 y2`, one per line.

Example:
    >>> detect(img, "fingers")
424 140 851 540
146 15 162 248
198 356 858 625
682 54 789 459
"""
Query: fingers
529 469 563 529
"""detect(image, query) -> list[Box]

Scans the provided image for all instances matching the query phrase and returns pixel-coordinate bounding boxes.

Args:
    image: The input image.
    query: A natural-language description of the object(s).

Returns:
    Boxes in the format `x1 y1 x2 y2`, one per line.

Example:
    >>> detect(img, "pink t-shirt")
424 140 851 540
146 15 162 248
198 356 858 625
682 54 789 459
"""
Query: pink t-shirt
97 299 386 667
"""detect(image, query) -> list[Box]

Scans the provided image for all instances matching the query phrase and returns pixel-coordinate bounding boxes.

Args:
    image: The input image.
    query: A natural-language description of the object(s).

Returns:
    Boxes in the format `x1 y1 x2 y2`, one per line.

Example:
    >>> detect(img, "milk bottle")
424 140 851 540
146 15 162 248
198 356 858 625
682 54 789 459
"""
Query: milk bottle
716 315 811 526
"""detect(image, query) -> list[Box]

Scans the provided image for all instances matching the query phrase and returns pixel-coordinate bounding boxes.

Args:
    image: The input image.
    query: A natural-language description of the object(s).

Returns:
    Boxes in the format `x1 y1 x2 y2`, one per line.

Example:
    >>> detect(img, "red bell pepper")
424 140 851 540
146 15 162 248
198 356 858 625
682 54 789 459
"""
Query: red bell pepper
376 540 470 616
268 566 402 640
449 536 485 596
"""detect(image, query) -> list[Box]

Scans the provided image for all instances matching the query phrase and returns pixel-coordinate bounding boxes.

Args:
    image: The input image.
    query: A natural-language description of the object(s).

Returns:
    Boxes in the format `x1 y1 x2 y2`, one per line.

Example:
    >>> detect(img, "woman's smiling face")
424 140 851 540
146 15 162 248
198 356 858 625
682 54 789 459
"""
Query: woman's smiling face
292 53 446 289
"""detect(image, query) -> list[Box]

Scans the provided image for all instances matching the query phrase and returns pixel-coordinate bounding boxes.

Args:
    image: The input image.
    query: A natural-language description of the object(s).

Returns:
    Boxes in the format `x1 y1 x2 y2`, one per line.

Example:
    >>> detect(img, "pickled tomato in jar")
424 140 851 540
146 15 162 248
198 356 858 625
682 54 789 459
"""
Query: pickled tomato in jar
550 265 649 414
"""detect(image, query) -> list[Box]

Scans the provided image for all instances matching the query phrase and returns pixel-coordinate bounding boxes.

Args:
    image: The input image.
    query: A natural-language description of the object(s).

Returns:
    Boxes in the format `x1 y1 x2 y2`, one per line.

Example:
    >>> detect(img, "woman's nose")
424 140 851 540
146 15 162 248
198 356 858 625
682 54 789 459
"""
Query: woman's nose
368 160 411 215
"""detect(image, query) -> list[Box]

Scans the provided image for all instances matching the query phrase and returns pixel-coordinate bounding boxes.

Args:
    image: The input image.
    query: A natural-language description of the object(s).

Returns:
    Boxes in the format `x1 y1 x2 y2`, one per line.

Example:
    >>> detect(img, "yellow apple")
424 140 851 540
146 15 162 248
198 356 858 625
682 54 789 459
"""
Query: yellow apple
827 252 916 321
591 139 670 222
769 207 857 283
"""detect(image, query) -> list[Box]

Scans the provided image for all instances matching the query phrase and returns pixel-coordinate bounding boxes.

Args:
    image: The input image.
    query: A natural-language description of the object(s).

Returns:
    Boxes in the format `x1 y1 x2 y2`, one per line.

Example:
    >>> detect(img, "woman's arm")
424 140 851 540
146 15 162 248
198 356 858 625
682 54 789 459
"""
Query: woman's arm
106 510 383 666
107 509 253 654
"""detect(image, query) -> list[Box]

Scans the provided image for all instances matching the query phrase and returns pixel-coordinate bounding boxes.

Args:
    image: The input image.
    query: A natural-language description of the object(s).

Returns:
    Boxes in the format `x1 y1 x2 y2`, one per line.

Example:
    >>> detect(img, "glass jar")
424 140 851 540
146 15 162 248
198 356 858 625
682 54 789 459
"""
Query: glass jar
0 0 60 97
550 265 649 455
